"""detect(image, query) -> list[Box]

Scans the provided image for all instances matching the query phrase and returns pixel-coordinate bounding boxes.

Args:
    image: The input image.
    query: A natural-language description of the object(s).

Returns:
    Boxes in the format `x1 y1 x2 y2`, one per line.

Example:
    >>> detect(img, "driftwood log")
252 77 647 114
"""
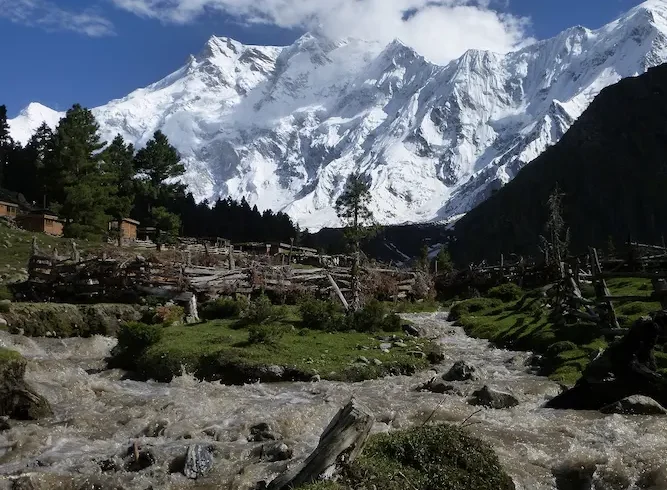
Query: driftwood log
267 399 374 490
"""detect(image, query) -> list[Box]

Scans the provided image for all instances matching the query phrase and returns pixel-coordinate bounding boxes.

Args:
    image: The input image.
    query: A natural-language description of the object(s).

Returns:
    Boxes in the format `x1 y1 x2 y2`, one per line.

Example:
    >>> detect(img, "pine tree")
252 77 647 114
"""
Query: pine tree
539 184 570 276
102 134 136 245
22 123 55 205
151 206 181 251
335 172 377 310
419 244 430 271
47 104 109 239
436 246 454 274
133 130 185 239
0 105 12 187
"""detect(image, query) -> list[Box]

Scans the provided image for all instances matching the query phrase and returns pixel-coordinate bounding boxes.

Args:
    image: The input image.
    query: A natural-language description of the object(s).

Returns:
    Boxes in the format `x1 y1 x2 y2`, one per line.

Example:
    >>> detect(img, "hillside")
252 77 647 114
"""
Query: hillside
451 63 667 264
10 1 667 230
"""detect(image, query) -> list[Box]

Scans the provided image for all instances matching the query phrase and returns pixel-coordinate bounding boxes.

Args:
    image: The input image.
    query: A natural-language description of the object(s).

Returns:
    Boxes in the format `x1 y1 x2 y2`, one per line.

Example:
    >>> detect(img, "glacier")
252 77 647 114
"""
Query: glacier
9 0 667 231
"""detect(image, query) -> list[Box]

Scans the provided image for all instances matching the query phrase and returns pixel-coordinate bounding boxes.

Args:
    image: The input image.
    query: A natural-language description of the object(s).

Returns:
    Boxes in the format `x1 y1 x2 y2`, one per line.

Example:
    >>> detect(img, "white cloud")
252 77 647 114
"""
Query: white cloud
110 0 532 64
0 0 115 37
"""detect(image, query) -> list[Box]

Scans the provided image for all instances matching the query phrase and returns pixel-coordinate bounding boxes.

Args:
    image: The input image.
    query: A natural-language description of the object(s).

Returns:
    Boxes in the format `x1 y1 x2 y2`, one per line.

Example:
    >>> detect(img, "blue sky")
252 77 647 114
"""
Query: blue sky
0 0 645 117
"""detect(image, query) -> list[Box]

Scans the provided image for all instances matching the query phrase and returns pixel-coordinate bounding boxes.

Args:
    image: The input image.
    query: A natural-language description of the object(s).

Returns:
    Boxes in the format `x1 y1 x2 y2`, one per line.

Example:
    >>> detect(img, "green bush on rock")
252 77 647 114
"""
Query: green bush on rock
296 424 515 490
300 297 346 332
200 297 248 320
109 322 163 371
487 283 524 302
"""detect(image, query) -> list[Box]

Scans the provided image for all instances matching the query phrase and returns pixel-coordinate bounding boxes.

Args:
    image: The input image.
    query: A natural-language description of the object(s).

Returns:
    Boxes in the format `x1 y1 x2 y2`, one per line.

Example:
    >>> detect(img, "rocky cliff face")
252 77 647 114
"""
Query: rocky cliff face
10 1 667 230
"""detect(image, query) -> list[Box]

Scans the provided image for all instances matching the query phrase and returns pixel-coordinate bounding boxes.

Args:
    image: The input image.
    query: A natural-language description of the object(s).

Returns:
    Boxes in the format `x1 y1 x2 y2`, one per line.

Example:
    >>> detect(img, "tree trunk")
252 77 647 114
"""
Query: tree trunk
267 399 374 490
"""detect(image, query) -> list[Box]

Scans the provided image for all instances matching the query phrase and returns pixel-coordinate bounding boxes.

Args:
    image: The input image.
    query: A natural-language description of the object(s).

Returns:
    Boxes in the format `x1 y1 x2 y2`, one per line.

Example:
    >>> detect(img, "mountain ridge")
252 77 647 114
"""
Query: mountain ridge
9 0 667 230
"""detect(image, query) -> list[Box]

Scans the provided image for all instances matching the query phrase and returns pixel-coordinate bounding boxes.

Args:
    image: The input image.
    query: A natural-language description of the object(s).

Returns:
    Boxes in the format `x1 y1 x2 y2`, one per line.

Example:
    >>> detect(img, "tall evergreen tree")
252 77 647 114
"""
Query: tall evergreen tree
134 130 185 241
102 134 136 245
46 104 109 239
335 172 377 310
0 105 12 187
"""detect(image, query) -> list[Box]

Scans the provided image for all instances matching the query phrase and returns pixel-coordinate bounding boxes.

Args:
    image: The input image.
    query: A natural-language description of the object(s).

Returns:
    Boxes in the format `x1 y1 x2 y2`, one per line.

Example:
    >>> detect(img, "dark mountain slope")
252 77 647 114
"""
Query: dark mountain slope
451 63 667 265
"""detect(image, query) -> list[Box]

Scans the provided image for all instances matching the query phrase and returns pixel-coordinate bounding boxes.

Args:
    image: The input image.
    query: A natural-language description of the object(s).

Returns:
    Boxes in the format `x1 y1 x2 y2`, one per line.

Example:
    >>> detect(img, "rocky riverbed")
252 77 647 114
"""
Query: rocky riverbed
1 312 666 489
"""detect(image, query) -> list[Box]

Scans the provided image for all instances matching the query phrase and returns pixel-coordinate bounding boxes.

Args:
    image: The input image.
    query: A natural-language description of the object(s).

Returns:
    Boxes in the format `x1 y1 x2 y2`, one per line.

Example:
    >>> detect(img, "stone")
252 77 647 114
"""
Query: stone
379 343 393 351
257 441 293 462
408 351 426 359
356 356 370 365
552 463 596 490
0 416 10 431
378 411 396 424
393 341 408 348
124 445 156 472
183 444 214 479
0 318 7 328
600 395 667 416
141 419 169 438
421 379 457 394
443 360 479 382
372 358 383 366
310 374 321 382
0 350 52 420
403 323 421 337
469 386 519 409
249 422 281 442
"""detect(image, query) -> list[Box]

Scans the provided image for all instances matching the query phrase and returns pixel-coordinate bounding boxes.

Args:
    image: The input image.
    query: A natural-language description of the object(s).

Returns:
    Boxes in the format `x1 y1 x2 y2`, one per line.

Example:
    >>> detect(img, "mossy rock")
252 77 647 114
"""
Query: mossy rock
343 424 515 490
4 303 141 337
0 348 52 420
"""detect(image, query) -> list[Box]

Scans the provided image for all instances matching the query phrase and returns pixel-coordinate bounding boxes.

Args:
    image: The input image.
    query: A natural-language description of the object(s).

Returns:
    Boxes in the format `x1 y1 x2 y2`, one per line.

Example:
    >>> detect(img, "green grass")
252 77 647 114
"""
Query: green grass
118 308 437 383
452 278 663 385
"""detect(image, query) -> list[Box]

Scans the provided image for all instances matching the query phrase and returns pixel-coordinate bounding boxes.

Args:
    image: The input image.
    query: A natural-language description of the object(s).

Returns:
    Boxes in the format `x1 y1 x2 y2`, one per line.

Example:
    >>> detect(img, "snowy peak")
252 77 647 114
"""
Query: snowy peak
9 1 667 230
9 103 62 146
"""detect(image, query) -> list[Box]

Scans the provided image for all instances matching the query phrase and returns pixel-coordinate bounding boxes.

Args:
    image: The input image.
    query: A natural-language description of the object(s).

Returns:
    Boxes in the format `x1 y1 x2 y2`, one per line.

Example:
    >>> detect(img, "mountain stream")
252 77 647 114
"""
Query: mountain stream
1 313 666 489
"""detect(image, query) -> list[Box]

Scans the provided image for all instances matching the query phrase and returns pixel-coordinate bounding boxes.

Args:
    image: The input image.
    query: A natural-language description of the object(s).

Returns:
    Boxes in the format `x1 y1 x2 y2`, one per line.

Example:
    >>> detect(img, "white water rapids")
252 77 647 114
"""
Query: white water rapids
1 313 666 489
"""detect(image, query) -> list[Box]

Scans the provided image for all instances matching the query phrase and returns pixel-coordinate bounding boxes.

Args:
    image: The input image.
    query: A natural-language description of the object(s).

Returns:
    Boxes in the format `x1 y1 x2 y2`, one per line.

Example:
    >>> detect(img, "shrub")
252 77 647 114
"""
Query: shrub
546 341 578 357
347 300 393 333
240 295 286 326
201 297 245 320
618 302 651 316
0 301 9 314
448 298 501 321
346 424 514 490
109 322 163 370
247 324 285 346
487 283 523 302
300 298 346 332
153 305 185 326
0 285 12 302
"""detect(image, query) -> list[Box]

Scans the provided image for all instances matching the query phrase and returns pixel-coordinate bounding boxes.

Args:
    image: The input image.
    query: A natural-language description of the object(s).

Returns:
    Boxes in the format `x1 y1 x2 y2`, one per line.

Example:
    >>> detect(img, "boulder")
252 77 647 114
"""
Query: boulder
183 444 214 479
0 348 52 420
469 386 519 409
443 360 479 382
403 323 421 337
420 378 458 395
0 416 10 432
124 444 156 472
256 442 293 462
600 396 667 416
249 422 281 442
552 463 596 490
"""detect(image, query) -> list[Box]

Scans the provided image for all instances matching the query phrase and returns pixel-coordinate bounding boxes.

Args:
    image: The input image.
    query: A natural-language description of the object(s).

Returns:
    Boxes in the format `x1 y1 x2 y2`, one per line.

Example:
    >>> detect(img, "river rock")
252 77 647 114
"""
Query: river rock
393 341 408 348
600 396 667 415
403 323 421 337
0 416 10 431
0 317 7 328
469 386 519 409
553 463 596 490
420 378 457 394
372 358 383 366
310 374 321 382
256 441 293 462
124 445 156 472
379 343 393 351
183 444 214 479
443 360 479 382
356 356 370 365
0 350 52 420
249 422 281 442
140 419 169 438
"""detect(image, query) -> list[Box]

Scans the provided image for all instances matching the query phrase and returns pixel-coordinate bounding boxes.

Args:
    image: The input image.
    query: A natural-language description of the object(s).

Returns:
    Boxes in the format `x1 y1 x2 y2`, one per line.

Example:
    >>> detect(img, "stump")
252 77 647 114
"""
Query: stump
267 399 374 490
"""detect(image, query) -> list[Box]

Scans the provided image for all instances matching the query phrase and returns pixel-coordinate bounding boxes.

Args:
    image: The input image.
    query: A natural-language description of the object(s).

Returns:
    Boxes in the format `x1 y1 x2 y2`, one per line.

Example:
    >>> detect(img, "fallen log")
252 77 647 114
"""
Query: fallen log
267 399 374 490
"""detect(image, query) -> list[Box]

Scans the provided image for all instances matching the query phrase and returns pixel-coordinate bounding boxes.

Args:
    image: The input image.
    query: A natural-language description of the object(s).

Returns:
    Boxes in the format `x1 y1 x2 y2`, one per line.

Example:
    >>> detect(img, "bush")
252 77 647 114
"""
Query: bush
109 322 163 370
300 298 346 332
487 283 523 302
153 305 185 326
0 301 9 314
240 295 286 326
546 341 578 357
347 300 395 333
0 285 12 302
247 324 285 346
448 298 501 321
346 424 514 490
201 297 246 320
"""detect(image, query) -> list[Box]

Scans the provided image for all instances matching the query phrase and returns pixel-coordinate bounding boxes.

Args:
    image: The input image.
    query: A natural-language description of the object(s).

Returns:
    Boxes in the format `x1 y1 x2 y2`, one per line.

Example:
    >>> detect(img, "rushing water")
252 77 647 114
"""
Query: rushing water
1 313 666 490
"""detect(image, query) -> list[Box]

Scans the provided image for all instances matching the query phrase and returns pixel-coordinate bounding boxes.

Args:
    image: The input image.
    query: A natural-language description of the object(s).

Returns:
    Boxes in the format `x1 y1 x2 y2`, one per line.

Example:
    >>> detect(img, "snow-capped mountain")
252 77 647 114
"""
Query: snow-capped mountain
9 1 667 230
